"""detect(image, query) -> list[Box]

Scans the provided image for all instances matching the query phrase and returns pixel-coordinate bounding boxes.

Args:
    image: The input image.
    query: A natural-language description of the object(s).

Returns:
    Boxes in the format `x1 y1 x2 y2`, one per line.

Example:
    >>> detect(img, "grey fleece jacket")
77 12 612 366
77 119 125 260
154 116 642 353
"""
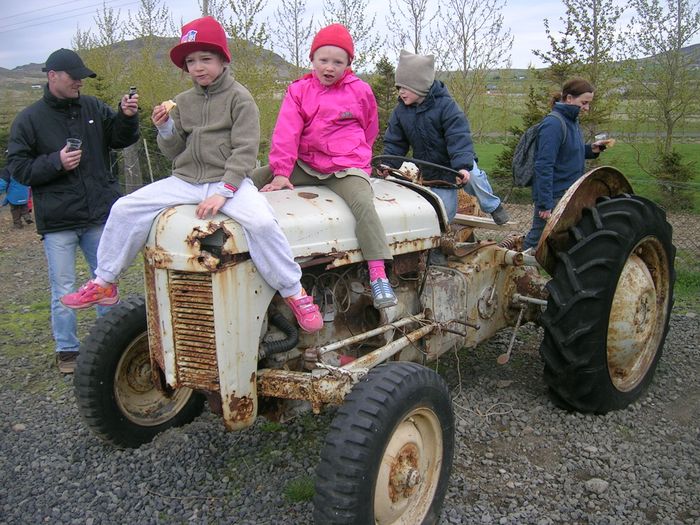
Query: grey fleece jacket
157 68 260 189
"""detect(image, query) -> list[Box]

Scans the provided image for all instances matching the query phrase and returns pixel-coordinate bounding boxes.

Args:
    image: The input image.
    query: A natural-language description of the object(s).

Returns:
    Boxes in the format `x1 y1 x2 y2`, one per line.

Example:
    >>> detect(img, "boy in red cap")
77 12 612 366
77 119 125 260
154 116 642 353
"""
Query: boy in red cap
252 24 397 309
62 16 323 333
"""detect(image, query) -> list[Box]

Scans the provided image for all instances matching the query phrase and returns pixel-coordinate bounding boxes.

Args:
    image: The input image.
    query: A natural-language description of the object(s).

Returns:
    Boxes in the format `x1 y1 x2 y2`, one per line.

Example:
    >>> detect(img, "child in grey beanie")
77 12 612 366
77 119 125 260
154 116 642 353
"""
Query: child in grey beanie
382 49 510 225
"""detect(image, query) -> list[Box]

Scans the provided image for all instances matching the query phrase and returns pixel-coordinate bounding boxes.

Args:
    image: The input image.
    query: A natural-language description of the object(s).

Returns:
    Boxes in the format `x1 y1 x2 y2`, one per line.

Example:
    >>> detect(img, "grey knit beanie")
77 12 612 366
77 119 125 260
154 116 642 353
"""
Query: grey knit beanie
395 49 435 97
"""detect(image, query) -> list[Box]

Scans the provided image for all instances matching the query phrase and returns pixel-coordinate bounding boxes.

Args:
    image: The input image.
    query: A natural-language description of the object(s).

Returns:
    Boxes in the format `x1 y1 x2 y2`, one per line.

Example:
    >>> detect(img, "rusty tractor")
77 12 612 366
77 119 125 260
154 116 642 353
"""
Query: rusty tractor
73 161 675 524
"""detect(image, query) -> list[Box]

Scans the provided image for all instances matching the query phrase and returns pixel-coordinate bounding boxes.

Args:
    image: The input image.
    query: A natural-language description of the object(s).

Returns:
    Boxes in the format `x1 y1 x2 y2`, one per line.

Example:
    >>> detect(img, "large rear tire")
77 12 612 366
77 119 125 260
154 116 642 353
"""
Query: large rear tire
540 195 675 413
73 296 205 448
313 362 454 524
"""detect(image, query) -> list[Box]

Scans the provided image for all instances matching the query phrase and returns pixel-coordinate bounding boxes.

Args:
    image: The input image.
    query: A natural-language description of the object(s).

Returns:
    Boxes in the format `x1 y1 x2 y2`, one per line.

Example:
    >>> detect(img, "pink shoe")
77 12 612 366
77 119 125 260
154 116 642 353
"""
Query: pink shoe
60 280 120 309
285 290 323 333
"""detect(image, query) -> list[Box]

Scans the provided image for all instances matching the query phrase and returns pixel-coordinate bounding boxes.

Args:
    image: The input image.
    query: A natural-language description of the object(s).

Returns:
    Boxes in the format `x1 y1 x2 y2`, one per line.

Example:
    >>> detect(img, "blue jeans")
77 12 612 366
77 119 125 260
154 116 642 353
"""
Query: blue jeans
431 162 502 222
43 225 110 353
524 198 560 250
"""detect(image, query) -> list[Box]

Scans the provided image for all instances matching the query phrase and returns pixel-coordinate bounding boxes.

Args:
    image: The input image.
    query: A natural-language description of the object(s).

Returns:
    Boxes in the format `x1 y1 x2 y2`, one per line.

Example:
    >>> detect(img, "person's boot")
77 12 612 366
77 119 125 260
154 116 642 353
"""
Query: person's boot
22 206 33 224
10 207 23 229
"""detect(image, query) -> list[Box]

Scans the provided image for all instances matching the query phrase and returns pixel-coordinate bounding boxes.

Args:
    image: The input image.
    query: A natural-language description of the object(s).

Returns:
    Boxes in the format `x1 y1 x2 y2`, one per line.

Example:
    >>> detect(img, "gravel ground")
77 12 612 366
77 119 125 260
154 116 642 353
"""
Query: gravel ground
1 213 699 525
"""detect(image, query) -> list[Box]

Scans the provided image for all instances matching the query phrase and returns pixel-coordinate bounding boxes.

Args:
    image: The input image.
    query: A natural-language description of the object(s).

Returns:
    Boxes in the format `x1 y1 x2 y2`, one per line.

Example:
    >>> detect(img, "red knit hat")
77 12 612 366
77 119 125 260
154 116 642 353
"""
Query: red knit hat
309 24 354 64
170 16 231 69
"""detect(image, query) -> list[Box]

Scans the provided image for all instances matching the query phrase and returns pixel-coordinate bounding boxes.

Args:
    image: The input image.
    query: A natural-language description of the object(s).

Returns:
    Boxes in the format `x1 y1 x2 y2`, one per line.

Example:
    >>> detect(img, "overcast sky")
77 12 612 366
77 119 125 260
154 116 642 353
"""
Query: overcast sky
0 0 697 71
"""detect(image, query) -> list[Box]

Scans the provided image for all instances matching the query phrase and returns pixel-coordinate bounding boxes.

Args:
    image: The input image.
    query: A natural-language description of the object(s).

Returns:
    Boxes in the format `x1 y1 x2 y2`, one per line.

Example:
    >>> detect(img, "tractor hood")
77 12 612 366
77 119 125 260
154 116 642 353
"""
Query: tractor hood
144 179 443 272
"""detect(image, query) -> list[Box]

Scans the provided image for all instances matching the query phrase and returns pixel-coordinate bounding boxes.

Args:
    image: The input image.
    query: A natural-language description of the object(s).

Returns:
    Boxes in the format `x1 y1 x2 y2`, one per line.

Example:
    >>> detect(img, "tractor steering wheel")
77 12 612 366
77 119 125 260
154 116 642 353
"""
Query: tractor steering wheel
371 155 468 190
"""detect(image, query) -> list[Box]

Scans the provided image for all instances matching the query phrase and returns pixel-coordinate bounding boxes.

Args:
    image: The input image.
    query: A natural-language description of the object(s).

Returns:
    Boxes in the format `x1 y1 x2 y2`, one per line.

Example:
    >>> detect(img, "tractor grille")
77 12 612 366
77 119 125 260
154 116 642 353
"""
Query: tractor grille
169 271 220 391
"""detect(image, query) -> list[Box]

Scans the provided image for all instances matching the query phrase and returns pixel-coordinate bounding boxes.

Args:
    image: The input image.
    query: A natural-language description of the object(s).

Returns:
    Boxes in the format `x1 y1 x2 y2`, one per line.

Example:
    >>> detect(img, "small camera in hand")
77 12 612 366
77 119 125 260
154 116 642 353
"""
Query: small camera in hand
128 86 137 98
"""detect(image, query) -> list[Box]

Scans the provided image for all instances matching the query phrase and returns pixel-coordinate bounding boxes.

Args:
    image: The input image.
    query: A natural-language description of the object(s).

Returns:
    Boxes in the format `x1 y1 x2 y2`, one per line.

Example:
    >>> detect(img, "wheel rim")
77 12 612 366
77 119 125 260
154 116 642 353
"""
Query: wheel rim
114 332 194 426
607 237 671 392
374 407 443 524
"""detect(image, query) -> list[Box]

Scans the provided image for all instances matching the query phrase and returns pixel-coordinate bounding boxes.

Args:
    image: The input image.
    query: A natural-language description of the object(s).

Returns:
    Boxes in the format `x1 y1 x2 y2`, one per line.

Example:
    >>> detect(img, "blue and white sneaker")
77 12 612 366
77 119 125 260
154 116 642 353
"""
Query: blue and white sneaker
370 277 398 309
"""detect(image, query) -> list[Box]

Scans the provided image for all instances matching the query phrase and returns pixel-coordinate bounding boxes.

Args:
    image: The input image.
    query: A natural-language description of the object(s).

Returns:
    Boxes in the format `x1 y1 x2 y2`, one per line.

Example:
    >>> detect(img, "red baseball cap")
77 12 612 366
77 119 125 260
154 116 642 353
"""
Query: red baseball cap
170 16 231 69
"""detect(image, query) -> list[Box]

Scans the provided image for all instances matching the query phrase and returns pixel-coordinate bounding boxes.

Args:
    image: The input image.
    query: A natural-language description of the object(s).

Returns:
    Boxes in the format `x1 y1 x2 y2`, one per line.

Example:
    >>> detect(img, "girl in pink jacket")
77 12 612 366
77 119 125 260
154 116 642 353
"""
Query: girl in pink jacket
253 24 397 309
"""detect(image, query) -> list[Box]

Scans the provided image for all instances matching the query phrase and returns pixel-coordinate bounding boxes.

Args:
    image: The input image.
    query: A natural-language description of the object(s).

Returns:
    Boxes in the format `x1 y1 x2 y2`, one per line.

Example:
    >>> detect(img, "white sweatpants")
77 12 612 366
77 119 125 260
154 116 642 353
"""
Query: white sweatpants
95 176 302 297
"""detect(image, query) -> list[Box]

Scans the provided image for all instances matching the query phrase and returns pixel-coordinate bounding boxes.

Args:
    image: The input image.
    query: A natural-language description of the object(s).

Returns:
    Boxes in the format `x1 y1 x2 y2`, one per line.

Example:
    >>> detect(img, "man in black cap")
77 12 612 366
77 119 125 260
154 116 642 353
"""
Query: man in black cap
7 48 140 373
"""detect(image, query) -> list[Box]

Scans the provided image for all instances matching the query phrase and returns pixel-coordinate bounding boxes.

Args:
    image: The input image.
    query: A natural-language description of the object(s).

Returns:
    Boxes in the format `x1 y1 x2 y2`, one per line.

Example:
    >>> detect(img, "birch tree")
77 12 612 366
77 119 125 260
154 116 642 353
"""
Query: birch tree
323 0 385 71
385 0 439 55
433 0 513 135
272 0 314 75
625 0 700 156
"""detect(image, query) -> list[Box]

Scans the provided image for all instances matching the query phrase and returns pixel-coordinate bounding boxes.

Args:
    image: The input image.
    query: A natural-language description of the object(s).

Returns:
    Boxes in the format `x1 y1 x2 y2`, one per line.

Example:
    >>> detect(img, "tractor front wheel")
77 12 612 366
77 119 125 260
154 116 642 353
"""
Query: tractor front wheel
313 362 454 524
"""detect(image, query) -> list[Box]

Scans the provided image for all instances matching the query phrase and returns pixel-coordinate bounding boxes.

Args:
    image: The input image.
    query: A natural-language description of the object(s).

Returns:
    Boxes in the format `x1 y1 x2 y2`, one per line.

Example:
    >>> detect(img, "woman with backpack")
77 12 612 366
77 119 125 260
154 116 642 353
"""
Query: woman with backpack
523 77 611 251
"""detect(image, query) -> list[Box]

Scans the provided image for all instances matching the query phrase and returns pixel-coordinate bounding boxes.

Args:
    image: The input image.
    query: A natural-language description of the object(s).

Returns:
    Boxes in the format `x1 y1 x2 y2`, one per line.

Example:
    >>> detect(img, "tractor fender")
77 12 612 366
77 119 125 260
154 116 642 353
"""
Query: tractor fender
536 166 634 274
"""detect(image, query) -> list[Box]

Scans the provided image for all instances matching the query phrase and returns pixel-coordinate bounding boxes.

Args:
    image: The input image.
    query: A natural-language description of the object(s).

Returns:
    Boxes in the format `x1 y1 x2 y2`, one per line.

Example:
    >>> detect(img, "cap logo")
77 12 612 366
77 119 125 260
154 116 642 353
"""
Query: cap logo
181 29 198 43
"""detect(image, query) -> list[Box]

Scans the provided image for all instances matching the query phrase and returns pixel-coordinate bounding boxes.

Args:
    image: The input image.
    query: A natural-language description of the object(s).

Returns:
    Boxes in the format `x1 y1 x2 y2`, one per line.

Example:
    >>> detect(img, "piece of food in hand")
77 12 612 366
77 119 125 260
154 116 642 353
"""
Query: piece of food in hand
603 138 616 148
162 100 177 114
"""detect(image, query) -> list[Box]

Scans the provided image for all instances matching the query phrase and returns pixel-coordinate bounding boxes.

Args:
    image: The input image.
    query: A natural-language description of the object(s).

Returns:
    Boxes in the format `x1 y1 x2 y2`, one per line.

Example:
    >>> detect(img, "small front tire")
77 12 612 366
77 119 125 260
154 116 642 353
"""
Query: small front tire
73 296 205 448
313 362 454 524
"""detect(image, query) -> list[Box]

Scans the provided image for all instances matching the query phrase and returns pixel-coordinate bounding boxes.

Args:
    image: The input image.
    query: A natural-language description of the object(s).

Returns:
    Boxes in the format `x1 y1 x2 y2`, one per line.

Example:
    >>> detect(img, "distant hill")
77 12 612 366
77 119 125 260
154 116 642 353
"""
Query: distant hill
0 35 293 87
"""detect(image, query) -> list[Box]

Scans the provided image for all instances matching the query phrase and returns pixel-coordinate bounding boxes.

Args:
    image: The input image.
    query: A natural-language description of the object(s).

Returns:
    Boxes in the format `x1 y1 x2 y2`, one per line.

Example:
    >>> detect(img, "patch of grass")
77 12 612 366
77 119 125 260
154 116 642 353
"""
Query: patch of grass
260 420 285 432
0 300 51 344
283 476 315 503
674 250 700 314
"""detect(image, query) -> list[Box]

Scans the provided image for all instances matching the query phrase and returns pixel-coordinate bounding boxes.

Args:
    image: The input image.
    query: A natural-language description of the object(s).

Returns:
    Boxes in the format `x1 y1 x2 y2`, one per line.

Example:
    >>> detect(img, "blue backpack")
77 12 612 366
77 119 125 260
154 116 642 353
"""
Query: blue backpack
512 112 567 187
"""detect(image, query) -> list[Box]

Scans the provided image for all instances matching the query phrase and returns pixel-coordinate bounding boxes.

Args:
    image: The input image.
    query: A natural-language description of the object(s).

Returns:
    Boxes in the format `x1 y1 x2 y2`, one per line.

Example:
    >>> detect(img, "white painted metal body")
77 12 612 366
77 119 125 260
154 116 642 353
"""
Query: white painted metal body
143 179 444 429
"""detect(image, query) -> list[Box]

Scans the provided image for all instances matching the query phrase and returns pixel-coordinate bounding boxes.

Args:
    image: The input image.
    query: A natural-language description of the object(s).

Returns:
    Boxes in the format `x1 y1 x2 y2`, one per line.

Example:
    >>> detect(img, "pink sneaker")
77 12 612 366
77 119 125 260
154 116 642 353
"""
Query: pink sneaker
60 280 120 309
285 290 323 333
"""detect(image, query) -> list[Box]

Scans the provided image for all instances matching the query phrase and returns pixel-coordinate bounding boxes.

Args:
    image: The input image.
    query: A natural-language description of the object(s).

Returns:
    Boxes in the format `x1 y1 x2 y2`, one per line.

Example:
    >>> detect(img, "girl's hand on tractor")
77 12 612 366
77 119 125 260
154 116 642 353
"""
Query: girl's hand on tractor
260 175 294 192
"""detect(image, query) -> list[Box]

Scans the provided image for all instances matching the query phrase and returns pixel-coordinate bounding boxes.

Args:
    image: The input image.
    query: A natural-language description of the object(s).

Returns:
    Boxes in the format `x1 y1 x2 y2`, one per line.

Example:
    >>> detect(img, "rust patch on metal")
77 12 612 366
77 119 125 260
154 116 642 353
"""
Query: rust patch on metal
169 271 220 391
228 393 255 422
389 443 420 502
298 192 319 199
156 207 178 236
515 272 549 301
143 245 174 268
393 251 423 276
258 369 354 408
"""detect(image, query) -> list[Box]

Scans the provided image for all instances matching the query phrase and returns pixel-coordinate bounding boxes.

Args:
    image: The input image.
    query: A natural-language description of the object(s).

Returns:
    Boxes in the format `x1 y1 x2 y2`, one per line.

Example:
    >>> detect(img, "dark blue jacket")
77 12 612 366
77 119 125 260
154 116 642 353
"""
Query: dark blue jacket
383 81 474 183
533 102 597 211
8 84 139 234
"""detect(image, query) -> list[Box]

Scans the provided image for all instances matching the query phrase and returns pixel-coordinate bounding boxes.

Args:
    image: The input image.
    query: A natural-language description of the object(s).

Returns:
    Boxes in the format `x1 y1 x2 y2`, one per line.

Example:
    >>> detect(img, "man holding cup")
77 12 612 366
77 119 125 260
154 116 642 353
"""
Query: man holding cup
7 48 140 373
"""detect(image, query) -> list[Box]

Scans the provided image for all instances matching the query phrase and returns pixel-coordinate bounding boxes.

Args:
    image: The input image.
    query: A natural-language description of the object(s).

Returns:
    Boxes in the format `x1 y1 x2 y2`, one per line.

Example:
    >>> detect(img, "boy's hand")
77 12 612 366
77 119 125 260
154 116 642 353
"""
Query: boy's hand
151 104 170 127
196 194 227 219
374 164 391 178
260 175 294 192
457 169 470 185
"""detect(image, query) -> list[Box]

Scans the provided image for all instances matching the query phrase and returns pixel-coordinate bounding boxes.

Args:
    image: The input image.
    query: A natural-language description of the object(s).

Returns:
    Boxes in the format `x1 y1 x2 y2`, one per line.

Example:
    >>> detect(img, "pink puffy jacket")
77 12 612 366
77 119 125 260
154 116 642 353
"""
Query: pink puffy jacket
269 70 379 177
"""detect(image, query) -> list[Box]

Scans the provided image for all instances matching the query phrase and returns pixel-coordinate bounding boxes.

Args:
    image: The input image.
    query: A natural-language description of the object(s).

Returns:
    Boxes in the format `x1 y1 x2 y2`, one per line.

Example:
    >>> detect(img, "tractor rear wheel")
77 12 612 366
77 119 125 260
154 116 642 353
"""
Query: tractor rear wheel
540 195 675 413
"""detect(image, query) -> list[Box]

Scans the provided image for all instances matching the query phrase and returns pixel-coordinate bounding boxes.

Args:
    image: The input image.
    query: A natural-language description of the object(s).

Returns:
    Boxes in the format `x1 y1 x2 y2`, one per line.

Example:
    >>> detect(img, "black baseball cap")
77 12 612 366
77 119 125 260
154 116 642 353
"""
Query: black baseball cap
41 48 96 79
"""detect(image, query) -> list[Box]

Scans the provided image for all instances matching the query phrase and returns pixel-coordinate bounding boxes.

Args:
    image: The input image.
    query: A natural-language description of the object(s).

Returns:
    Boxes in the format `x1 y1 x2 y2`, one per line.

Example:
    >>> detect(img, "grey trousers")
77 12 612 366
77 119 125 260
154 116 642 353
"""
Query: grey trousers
251 163 392 261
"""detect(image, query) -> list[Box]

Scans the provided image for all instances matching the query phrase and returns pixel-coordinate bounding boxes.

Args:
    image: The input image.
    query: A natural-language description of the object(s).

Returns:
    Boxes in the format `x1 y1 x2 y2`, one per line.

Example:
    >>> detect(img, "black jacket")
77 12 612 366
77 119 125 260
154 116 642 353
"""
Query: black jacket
8 84 140 234
383 81 475 183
